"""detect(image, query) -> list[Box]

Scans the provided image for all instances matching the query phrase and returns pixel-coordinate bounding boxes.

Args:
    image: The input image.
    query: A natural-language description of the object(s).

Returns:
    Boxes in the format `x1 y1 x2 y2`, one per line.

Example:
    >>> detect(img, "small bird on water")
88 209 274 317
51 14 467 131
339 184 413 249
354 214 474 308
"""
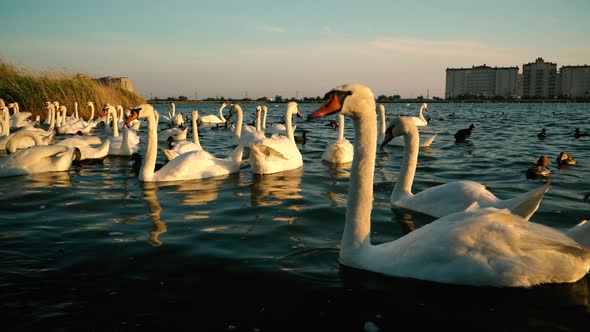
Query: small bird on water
454 124 476 143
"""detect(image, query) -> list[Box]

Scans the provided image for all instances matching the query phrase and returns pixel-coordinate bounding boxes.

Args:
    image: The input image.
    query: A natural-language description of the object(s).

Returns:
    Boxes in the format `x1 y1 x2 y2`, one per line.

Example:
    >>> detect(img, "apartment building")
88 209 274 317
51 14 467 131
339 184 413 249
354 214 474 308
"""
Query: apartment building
522 57 557 98
445 65 518 99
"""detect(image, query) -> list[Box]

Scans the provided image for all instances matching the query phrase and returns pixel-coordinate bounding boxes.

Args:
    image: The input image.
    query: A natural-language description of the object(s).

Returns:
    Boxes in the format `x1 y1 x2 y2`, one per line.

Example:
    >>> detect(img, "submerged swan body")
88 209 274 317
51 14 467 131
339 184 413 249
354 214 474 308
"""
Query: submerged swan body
307 83 590 287
322 114 353 164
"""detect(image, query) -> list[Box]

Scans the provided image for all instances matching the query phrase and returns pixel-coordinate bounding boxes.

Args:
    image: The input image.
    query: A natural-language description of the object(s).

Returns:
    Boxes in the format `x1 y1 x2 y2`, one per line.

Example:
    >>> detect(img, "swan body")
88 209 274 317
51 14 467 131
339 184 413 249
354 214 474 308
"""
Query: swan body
0 131 78 177
57 136 110 161
381 116 549 220
249 102 303 174
322 114 353 164
227 104 266 146
307 83 590 287
0 107 53 151
125 104 244 182
100 105 139 156
200 102 229 124
158 127 188 142
8 103 32 129
161 110 203 161
406 103 428 128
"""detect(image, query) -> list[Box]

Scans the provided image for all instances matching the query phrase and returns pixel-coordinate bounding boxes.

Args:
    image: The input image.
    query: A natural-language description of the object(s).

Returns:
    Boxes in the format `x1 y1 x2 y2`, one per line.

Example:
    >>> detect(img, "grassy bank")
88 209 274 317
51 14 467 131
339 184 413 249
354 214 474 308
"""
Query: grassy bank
0 59 144 120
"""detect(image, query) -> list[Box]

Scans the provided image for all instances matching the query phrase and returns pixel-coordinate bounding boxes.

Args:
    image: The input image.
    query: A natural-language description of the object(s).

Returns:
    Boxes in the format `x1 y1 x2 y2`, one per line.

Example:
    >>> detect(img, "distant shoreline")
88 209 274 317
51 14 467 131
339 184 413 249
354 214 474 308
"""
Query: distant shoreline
148 99 590 104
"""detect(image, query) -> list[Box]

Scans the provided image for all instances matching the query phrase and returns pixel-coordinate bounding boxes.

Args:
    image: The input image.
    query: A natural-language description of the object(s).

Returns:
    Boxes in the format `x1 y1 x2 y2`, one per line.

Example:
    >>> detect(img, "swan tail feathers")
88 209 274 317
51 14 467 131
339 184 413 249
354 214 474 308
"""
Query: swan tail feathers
228 145 244 163
420 133 438 147
495 183 550 221
566 220 590 249
160 148 178 161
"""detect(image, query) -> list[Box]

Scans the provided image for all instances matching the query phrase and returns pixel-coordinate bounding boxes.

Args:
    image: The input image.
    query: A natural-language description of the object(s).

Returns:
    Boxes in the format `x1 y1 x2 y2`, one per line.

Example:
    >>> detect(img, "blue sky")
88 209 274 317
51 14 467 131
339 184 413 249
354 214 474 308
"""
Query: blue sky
1 0 589 99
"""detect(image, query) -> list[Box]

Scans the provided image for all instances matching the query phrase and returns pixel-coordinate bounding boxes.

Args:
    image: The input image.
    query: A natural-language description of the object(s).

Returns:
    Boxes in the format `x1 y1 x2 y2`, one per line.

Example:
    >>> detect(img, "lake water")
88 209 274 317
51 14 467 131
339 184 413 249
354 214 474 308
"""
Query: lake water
2 102 590 331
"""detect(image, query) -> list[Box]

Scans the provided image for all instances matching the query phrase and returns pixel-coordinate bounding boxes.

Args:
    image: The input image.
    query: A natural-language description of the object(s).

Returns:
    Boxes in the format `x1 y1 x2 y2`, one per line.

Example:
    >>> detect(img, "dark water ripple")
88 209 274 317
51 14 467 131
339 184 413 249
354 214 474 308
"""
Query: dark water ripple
1 102 590 331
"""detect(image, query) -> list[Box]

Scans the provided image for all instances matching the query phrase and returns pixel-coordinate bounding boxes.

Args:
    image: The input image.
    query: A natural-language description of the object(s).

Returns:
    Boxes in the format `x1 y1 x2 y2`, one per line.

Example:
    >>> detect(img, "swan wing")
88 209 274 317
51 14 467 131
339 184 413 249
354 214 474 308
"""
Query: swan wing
371 207 590 287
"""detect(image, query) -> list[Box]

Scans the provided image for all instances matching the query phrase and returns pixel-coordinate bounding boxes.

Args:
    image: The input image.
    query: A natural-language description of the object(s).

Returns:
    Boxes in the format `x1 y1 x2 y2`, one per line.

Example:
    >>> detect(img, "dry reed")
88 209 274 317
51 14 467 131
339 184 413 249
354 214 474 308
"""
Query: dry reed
0 58 145 120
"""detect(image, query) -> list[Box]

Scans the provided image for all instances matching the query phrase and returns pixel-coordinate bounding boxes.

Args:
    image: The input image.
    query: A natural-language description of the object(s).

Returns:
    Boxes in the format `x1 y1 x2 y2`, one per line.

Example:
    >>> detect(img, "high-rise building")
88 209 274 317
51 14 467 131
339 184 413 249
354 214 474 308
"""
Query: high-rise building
559 65 590 98
522 57 557 98
445 65 518 99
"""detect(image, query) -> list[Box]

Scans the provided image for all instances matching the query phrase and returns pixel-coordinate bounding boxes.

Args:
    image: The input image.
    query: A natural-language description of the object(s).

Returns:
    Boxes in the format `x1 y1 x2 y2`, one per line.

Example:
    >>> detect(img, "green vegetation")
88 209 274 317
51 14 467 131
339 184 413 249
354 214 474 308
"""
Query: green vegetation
0 58 144 119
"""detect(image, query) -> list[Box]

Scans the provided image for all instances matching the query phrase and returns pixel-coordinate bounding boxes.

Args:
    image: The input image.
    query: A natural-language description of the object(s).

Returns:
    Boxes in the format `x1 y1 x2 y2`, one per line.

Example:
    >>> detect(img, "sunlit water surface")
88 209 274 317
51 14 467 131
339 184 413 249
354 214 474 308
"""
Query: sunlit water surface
2 103 590 331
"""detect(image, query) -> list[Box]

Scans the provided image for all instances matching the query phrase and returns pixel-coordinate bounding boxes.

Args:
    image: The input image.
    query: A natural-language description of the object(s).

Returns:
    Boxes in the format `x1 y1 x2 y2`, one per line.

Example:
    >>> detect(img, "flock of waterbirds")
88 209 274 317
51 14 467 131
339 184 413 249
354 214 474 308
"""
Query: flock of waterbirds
1 84 590 288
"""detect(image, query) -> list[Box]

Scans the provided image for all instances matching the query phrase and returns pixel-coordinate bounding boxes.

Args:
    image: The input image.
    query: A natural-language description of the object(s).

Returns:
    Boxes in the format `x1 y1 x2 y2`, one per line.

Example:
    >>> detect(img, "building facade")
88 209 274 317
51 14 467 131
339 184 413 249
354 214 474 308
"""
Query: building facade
445 65 518 99
559 65 590 98
522 57 557 98
96 76 134 92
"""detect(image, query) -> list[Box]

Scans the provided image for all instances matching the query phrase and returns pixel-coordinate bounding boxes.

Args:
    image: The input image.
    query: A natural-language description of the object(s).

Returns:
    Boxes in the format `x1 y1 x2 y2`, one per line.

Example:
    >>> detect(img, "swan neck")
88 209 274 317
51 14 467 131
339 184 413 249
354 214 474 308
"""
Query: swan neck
88 104 94 121
256 113 261 131
262 107 267 130
1 108 10 135
342 110 376 256
380 108 386 136
337 114 345 140
141 110 158 181
286 110 294 142
235 107 243 138
394 127 419 197
192 114 201 147
218 104 227 122
110 109 119 137
418 105 425 121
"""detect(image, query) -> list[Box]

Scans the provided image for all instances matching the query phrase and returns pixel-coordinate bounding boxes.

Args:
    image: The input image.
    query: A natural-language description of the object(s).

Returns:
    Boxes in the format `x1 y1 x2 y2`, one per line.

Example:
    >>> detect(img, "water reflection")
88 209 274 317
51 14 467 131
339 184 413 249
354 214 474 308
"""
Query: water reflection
250 168 303 209
142 182 167 247
25 172 72 188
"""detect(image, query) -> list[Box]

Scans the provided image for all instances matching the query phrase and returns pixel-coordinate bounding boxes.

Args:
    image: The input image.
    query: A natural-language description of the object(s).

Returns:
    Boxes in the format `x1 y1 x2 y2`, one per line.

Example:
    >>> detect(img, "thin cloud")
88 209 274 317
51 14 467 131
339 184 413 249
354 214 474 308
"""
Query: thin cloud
321 26 332 33
261 25 287 33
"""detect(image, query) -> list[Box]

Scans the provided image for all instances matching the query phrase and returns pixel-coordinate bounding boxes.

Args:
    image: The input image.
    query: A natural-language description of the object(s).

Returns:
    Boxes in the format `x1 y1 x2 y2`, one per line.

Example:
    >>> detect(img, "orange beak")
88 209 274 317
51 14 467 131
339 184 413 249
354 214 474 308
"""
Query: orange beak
307 93 342 120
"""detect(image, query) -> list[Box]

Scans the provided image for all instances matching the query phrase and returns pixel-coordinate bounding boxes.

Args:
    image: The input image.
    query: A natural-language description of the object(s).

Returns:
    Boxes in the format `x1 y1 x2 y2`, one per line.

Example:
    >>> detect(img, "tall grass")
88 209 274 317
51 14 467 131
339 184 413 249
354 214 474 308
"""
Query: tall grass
0 58 145 120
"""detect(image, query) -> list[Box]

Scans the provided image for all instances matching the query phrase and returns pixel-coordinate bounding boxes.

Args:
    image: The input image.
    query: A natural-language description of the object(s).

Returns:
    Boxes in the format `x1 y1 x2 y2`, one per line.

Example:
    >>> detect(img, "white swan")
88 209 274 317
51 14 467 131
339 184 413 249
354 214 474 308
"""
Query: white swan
322 114 353 164
380 116 550 220
8 102 32 129
0 106 53 151
307 83 590 287
100 104 139 156
378 104 437 148
125 104 244 182
0 130 79 177
200 102 230 125
56 135 110 161
249 102 303 174
161 110 203 161
227 104 266 146
407 102 429 128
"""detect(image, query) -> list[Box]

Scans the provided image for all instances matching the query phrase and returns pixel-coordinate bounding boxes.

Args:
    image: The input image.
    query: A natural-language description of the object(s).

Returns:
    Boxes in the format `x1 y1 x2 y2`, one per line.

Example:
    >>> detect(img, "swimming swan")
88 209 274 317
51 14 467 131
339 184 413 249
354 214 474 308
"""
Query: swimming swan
0 131 79 177
322 114 353 164
381 116 550 220
161 110 203 161
200 102 230 124
249 102 303 174
378 104 437 148
125 104 244 182
307 83 590 287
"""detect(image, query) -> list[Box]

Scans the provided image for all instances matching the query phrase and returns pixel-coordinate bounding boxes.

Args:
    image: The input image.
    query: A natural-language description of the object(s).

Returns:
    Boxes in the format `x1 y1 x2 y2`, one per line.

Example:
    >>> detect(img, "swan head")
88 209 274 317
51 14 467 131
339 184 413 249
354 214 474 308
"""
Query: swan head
287 102 303 118
421 103 429 112
262 105 268 112
192 110 199 120
380 116 416 148
377 104 385 113
255 106 261 118
307 84 374 121
227 104 242 119
125 104 154 127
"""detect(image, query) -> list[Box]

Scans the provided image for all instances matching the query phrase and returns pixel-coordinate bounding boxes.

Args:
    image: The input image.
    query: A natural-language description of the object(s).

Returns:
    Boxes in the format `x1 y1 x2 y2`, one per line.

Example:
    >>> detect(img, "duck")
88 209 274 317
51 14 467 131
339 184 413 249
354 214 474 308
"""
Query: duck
526 155 550 179
249 102 303 174
380 116 550 220
161 110 203 161
406 102 429 128
130 152 165 177
124 104 244 182
454 123 476 143
574 128 590 138
200 102 230 125
556 152 576 166
307 83 590 287
293 130 308 145
322 114 353 164
0 130 80 177
537 128 548 139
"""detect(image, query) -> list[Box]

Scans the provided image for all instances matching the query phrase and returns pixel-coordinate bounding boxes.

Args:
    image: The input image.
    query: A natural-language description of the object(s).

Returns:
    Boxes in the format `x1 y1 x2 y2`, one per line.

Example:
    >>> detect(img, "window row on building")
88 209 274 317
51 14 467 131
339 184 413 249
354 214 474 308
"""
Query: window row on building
445 58 590 99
